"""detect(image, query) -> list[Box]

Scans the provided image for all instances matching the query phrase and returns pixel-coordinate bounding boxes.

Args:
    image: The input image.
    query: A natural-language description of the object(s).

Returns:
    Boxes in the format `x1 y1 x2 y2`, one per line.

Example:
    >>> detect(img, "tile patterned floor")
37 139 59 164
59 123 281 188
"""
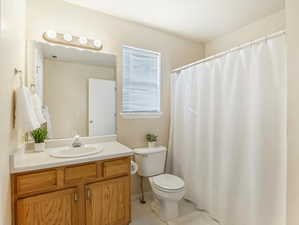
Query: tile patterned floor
168 211 220 225
131 197 217 225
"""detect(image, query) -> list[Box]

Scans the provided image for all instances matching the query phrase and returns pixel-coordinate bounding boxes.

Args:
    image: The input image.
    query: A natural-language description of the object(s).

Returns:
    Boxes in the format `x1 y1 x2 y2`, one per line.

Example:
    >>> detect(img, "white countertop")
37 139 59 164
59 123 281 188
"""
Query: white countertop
10 141 133 174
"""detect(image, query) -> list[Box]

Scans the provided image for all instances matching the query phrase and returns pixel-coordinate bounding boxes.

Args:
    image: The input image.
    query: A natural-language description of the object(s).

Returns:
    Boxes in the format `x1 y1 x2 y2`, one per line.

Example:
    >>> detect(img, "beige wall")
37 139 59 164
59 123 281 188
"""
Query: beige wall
44 59 115 138
26 0 204 151
0 0 26 223
204 10 285 57
286 0 299 224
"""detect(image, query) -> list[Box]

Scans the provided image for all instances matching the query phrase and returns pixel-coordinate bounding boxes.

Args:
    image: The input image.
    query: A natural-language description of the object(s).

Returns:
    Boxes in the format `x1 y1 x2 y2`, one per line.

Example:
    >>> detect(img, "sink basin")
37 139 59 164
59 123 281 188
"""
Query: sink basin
49 145 104 158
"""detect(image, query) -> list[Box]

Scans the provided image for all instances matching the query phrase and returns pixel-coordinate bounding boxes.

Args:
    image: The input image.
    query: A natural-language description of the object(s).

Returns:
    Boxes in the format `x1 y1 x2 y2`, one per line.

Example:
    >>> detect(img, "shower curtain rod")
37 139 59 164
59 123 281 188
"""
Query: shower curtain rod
172 30 286 73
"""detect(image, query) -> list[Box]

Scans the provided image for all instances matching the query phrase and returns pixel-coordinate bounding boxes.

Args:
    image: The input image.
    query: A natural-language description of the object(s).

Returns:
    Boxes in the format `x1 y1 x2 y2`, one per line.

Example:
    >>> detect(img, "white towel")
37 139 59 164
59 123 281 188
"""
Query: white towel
15 87 41 132
42 105 53 138
32 94 46 124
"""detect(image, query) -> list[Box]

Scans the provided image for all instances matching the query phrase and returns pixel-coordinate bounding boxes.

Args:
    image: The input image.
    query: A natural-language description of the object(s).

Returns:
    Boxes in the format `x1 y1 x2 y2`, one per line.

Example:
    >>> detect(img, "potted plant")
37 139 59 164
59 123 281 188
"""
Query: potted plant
146 134 158 148
31 126 48 152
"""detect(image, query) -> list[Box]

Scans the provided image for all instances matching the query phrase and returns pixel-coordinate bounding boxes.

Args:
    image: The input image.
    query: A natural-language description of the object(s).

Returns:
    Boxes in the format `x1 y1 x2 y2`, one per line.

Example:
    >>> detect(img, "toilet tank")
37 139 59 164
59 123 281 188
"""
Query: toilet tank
134 146 167 177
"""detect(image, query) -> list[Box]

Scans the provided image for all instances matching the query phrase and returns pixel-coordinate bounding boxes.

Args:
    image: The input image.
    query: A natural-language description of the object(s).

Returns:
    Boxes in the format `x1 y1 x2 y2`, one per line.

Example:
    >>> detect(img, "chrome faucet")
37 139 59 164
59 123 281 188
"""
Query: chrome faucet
72 135 83 148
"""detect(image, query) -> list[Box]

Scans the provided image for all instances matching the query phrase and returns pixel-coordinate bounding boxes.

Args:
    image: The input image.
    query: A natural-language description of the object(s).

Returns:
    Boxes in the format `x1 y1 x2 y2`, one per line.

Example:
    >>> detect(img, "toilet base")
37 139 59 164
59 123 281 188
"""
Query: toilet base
151 197 179 221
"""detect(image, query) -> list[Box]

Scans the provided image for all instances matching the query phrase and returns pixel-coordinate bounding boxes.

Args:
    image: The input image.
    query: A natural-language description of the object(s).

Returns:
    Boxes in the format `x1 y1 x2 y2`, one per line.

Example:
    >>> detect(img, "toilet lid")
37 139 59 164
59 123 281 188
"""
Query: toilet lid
152 174 184 190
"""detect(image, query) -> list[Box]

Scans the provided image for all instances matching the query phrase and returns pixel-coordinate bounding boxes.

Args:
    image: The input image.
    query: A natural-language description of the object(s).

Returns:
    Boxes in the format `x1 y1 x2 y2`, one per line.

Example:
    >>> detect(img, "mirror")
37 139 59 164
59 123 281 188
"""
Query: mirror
27 41 116 139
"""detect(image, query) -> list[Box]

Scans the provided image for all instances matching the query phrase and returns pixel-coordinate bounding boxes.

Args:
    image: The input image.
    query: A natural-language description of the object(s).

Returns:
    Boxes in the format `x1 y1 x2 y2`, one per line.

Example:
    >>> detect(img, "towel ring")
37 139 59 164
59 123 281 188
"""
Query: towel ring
14 68 22 75
14 68 24 87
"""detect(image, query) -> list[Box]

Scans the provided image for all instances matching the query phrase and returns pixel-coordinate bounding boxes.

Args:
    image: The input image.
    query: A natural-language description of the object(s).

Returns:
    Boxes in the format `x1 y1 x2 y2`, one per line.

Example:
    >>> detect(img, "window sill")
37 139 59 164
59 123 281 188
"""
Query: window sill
120 112 163 119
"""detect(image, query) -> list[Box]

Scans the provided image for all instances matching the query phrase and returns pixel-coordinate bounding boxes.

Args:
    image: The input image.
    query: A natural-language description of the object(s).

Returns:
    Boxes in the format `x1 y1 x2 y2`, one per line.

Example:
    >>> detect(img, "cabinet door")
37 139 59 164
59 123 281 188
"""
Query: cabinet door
17 188 79 225
86 176 130 225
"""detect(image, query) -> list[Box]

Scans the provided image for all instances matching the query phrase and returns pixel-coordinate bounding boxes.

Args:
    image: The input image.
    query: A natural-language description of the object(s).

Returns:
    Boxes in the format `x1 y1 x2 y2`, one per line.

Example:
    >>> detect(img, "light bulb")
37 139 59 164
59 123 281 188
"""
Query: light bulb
79 37 88 45
93 40 102 48
63 33 73 42
46 30 57 39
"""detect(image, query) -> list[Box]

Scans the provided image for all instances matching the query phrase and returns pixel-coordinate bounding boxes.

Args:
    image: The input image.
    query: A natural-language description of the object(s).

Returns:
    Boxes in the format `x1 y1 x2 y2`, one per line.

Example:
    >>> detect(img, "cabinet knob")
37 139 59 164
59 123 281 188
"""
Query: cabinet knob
74 191 79 203
86 187 91 200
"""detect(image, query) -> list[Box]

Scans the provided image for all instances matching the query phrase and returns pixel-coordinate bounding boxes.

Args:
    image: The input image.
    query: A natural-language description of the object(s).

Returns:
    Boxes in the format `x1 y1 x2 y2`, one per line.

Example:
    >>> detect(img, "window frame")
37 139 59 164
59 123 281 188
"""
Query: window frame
121 45 162 119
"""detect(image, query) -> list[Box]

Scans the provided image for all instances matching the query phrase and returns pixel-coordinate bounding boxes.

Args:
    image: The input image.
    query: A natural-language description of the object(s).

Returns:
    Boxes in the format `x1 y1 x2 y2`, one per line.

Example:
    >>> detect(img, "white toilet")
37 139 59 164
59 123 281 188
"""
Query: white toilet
134 146 185 221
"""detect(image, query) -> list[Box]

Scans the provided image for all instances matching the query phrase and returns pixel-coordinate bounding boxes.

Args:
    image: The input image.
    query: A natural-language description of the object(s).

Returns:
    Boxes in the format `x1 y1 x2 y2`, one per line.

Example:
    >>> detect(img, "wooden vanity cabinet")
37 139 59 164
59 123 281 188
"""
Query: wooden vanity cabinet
11 157 131 225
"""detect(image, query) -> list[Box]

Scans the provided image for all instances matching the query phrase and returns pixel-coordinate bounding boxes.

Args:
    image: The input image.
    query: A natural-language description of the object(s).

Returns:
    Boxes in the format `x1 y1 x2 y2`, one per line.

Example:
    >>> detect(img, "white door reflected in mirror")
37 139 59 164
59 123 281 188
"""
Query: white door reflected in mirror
88 79 116 136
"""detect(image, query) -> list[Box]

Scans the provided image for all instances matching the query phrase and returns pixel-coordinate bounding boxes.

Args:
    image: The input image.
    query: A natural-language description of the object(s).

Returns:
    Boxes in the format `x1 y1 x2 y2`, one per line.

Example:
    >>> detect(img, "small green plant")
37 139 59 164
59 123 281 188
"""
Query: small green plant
146 134 158 142
31 126 48 143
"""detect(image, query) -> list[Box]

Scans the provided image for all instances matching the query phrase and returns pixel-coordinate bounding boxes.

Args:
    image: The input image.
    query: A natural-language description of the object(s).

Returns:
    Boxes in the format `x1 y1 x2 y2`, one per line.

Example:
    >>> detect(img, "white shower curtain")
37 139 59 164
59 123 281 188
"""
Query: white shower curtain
169 34 286 225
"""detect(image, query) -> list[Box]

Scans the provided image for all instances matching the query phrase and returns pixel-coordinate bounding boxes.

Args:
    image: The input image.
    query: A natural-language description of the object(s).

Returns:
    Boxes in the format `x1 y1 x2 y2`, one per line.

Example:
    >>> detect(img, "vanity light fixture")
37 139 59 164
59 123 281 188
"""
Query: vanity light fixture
43 31 103 51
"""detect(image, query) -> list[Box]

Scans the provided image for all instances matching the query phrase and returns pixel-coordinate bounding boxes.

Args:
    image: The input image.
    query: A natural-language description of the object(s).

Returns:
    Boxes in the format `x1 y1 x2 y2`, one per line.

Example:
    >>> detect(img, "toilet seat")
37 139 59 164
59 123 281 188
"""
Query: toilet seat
152 174 184 193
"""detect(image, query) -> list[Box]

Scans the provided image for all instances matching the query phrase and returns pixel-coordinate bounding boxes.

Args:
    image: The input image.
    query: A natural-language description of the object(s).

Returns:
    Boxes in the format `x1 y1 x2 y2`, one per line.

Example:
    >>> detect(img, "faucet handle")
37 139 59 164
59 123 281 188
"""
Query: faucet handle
72 134 82 148
74 134 80 140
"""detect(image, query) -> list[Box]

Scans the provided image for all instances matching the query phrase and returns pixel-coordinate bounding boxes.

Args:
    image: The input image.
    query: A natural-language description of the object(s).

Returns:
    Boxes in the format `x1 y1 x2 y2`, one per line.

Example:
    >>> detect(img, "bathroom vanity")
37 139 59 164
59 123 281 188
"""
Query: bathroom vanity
10 140 133 225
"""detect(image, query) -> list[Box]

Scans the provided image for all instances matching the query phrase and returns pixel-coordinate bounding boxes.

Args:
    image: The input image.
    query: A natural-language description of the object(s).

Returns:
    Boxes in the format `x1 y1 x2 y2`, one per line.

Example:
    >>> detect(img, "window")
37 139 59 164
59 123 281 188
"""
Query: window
122 46 161 118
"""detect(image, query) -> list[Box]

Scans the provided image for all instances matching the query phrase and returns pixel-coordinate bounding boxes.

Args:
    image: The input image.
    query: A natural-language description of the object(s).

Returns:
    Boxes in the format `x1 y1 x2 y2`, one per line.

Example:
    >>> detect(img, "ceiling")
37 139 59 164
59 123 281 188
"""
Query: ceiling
64 0 284 42
39 42 116 67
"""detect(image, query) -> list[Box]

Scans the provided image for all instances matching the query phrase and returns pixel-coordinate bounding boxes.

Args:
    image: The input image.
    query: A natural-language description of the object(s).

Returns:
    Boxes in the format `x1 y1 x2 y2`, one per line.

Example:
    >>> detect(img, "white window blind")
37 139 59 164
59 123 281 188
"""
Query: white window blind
122 46 161 113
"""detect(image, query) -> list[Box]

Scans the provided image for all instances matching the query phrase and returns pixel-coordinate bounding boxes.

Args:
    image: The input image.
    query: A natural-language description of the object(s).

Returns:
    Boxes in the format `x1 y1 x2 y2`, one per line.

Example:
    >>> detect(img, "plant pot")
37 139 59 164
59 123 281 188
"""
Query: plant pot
34 142 45 152
148 142 156 148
